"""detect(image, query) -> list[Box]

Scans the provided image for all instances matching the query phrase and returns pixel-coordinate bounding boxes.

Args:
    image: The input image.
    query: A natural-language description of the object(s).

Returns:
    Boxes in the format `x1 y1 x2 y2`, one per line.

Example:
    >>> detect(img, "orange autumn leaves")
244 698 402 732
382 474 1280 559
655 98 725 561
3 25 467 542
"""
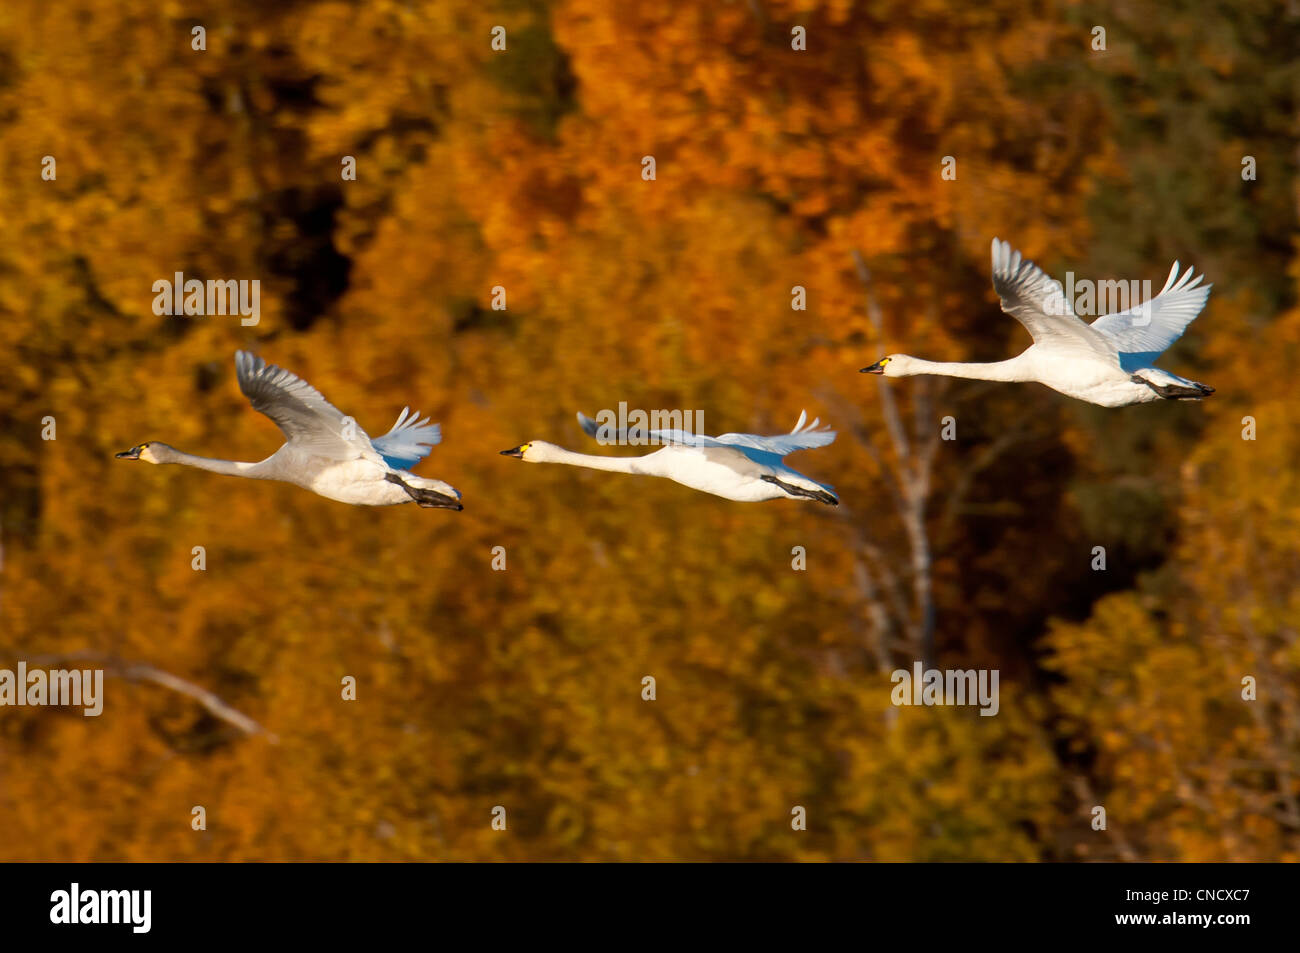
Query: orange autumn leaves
0 0 1296 861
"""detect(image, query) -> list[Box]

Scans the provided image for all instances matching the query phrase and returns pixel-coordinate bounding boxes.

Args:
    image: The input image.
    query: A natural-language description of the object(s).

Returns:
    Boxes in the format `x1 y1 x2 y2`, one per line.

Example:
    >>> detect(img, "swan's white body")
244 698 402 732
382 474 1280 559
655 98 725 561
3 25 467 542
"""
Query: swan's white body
502 411 838 504
116 352 463 509
863 239 1214 408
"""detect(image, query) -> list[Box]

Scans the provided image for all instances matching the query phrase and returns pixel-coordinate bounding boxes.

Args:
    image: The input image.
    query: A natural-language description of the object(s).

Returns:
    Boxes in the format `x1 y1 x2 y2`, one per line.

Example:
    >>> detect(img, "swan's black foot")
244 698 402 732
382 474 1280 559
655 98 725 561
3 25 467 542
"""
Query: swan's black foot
384 472 464 510
761 474 839 505
413 492 464 510
1131 375 1216 400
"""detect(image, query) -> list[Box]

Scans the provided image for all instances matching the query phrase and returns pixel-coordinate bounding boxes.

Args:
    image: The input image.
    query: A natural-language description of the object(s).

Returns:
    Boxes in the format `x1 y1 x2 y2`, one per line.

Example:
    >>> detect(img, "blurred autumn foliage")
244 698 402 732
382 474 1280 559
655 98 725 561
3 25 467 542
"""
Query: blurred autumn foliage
1 0 1297 861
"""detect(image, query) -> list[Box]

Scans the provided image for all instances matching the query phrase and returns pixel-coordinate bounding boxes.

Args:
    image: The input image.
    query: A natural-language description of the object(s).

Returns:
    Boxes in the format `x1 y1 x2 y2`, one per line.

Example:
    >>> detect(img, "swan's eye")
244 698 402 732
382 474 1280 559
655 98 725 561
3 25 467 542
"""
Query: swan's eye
880 357 891 366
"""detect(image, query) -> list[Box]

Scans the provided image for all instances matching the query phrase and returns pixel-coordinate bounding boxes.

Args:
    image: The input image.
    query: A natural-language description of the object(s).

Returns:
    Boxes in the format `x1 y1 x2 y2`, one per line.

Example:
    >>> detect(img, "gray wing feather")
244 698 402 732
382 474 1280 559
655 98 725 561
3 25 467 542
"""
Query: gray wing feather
715 410 836 455
576 410 834 458
990 238 1115 358
235 351 378 461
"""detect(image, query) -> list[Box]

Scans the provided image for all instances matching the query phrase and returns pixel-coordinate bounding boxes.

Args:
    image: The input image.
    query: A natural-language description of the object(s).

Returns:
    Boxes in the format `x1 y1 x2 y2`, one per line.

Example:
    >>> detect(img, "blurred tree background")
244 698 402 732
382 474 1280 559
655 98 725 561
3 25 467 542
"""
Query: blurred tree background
0 0 1297 860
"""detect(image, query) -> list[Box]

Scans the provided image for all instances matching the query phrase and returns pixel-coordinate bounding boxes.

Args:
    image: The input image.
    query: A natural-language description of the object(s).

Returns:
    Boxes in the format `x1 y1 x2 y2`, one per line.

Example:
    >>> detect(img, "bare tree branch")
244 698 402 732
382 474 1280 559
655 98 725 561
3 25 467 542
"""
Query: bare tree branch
852 249 937 666
852 252 913 467
13 651 276 743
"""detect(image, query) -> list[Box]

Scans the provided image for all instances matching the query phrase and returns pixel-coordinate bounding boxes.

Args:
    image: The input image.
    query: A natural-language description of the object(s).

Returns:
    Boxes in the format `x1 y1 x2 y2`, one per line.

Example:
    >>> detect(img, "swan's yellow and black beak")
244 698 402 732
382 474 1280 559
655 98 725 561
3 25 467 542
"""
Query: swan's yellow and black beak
499 445 527 458
860 360 887 375
115 445 144 460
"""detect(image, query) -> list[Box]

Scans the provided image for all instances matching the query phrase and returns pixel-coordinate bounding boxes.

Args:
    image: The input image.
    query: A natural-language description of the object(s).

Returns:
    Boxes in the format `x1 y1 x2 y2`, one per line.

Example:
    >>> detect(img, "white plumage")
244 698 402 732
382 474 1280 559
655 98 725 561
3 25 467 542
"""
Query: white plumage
862 238 1214 407
115 352 463 509
501 410 838 504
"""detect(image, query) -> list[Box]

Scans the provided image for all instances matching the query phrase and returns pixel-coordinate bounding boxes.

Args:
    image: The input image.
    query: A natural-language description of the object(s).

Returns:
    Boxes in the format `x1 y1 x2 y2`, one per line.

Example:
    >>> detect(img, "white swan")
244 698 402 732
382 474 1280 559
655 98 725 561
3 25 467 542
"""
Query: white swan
861 238 1214 407
115 351 463 509
501 410 838 504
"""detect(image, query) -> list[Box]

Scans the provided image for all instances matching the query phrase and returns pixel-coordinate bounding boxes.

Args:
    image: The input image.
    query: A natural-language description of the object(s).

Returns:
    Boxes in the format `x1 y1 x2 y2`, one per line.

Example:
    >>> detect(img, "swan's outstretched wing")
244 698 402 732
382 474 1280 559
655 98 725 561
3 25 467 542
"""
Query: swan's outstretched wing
235 351 379 461
714 410 837 456
576 409 834 458
370 408 441 470
1088 261 1211 360
990 239 1115 358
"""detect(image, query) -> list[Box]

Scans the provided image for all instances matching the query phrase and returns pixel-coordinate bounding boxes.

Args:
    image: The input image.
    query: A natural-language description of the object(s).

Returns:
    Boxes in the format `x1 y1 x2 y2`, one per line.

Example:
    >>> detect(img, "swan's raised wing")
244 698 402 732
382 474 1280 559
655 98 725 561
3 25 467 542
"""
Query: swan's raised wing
235 351 379 461
714 410 837 457
1088 261 1211 361
370 408 441 470
990 239 1115 359
576 409 834 459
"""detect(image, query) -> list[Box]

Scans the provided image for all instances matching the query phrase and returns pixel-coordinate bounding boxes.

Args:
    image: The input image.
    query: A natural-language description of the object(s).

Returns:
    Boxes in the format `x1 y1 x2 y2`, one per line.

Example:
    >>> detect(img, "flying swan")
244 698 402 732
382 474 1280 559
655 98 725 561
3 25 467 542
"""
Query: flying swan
501 411 839 504
861 238 1214 407
115 351 463 509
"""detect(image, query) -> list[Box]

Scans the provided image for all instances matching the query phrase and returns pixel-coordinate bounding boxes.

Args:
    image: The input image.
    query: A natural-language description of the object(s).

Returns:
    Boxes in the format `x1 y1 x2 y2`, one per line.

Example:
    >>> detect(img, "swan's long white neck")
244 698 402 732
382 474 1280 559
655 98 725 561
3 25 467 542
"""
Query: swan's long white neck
534 446 645 474
895 356 1031 382
159 447 272 477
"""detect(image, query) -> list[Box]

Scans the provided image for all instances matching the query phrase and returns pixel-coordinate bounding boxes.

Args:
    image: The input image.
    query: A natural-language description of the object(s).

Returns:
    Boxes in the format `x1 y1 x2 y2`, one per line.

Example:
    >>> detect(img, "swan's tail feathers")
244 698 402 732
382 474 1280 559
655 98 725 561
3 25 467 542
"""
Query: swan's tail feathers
384 472 463 510
372 407 442 468
1130 368 1215 400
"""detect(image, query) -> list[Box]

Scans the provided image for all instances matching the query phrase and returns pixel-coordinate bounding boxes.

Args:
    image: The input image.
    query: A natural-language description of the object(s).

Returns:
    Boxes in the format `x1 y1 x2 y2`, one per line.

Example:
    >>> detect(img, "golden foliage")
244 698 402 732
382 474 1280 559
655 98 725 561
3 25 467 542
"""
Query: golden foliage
0 0 1295 861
